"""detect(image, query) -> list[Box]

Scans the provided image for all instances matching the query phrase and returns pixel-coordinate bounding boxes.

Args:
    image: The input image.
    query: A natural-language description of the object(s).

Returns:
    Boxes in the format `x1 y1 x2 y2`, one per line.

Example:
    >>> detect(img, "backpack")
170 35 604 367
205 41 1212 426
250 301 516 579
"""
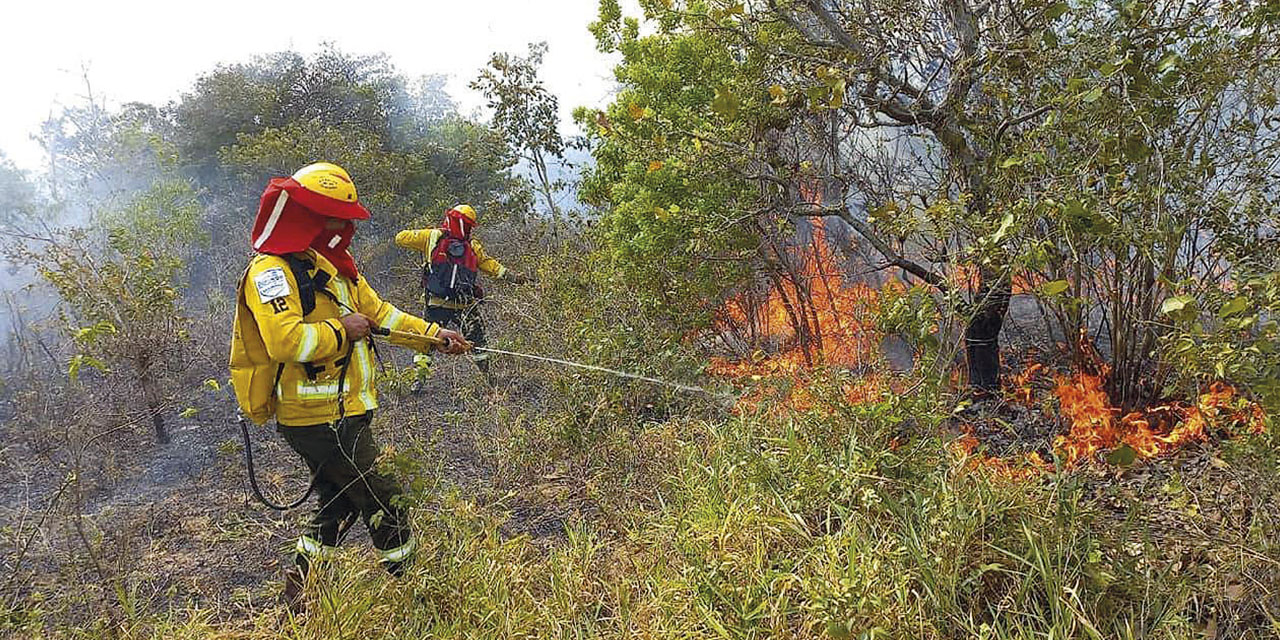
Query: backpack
424 233 482 302
230 253 340 424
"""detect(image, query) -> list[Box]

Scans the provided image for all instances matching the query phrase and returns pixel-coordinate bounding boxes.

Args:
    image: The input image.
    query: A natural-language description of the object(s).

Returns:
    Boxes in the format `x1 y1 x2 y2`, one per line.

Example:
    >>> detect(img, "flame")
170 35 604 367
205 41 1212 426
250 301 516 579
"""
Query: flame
953 359 1270 477
947 266 1042 295
950 428 1051 480
703 206 1267 473
708 218 893 412
1051 374 1265 466
1009 361 1046 405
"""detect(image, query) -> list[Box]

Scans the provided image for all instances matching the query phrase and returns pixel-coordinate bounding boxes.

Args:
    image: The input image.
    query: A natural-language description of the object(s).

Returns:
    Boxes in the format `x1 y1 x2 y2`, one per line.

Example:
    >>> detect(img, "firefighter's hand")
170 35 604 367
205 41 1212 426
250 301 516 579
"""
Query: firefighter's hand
340 313 373 341
436 328 471 354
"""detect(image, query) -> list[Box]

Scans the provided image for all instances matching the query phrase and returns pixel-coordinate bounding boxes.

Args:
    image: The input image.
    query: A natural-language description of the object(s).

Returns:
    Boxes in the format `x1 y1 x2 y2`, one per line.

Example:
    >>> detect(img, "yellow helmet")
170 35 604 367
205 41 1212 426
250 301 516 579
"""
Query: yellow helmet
293 162 358 204
451 203 478 223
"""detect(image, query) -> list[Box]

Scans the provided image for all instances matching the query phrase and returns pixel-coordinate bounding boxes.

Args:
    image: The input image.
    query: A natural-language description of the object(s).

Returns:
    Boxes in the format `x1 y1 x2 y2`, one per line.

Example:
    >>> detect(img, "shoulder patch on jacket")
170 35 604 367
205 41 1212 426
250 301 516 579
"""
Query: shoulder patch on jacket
253 267 291 303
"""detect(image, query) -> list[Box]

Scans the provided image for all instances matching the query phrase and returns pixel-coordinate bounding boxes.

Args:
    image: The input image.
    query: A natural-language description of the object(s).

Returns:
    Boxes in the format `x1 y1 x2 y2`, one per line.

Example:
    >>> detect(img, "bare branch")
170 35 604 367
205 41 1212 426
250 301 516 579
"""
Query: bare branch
787 202 949 290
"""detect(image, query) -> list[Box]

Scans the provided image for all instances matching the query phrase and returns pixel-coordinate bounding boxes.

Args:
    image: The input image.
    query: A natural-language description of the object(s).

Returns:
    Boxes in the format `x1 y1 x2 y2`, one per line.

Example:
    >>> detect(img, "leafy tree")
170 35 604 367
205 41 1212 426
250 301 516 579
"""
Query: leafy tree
159 47 526 287
999 0 1280 406
586 0 1280 401
576 15 763 338
623 0 1070 390
0 153 43 233
216 119 523 274
472 42 567 218
171 47 417 177
38 87 174 209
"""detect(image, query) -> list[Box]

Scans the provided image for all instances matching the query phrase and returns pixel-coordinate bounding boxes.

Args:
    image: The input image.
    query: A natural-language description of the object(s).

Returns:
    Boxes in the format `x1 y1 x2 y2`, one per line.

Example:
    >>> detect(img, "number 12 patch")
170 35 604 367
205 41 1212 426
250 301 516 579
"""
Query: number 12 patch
269 298 290 313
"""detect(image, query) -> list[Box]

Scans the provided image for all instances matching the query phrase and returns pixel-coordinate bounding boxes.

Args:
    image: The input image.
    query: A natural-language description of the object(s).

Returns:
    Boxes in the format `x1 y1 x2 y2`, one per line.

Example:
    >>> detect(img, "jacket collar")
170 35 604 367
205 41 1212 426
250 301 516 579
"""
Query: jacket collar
295 249 348 282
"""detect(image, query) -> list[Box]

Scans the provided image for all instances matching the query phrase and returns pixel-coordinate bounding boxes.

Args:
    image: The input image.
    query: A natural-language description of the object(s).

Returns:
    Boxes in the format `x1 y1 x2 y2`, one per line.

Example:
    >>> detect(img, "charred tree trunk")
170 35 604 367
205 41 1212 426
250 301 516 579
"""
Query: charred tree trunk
965 268 1011 391
135 353 168 445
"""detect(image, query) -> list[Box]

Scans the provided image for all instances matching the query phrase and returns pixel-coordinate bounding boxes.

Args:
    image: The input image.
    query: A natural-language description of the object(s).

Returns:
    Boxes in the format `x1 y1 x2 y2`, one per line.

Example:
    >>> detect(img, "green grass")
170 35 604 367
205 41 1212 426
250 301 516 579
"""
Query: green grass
7 379 1278 639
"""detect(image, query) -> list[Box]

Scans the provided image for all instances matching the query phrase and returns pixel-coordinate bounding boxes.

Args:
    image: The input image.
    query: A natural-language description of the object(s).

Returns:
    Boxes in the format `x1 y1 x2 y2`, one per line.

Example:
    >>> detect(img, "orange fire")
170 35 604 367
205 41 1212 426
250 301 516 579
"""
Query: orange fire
704 210 1267 473
708 219 893 412
1009 361 1046 405
1052 373 1265 466
946 265 1042 295
951 431 1050 480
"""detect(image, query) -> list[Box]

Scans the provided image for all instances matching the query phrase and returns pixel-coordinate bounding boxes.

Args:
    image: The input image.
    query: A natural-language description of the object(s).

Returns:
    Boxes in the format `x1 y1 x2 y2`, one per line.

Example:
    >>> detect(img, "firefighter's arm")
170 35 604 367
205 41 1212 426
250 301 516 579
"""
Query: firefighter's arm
394 228 434 253
245 258 346 363
353 276 443 351
471 239 509 279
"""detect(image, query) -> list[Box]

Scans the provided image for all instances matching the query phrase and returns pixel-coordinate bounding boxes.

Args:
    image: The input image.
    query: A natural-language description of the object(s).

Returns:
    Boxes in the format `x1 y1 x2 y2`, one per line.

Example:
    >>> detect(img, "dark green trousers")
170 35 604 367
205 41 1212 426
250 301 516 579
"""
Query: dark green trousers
278 412 414 573
426 304 490 373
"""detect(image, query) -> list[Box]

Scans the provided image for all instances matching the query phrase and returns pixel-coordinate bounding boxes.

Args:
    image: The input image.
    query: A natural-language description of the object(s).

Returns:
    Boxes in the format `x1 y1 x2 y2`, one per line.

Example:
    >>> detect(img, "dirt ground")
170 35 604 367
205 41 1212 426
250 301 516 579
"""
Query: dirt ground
0 347 548 627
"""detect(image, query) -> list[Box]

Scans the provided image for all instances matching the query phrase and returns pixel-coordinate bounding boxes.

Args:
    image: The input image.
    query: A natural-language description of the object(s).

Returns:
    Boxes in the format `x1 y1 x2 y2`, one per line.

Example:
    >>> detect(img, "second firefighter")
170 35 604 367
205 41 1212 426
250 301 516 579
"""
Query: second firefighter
395 204 529 376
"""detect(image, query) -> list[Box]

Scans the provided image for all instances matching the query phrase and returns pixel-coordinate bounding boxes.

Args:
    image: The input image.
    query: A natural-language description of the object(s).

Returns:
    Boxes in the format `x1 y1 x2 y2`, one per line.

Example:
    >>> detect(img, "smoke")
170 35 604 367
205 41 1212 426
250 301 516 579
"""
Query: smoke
0 152 59 351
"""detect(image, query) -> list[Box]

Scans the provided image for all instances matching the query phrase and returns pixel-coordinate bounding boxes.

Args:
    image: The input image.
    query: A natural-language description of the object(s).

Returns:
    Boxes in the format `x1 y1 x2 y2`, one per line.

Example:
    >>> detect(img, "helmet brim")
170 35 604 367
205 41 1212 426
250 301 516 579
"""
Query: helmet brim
285 178 372 220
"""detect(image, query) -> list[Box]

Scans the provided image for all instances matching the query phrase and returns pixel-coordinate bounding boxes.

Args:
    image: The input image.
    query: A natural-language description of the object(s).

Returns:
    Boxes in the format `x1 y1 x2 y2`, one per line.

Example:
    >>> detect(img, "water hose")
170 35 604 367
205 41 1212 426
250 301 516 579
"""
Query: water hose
371 326 733 402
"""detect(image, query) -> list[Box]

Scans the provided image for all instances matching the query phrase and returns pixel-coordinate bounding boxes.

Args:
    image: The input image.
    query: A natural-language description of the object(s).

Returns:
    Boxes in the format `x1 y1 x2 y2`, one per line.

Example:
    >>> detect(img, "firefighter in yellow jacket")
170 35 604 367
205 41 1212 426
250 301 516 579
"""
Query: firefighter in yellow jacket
395 204 530 377
229 163 467 605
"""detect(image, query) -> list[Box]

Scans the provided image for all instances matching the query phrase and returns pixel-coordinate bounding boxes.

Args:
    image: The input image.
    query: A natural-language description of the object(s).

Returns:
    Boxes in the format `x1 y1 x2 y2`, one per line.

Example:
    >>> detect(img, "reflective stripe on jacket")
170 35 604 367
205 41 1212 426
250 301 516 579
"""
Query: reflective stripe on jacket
394 228 507 309
229 249 439 426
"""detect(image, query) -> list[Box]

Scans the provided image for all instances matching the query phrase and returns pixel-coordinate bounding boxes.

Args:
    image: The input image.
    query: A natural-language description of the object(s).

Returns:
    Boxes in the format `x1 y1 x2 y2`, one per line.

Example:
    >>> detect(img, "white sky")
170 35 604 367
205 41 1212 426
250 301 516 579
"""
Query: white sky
2 0 633 171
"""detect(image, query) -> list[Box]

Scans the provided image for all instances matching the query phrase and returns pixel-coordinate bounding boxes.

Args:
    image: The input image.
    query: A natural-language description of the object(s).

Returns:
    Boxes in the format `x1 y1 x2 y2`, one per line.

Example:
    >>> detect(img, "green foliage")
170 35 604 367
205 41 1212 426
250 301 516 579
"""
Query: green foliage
577 15 766 334
875 284 943 357
171 46 432 174
0 153 44 230
83 379 1278 638
999 1 1280 404
1163 271 1280 413
36 178 202 349
6 12 1280 640
584 0 1280 402
161 46 529 278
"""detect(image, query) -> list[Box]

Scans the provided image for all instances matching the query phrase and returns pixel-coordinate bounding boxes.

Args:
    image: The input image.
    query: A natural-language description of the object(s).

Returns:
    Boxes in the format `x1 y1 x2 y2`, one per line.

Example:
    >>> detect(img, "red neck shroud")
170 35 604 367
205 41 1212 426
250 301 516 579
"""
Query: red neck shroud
251 177 370 280
442 208 474 240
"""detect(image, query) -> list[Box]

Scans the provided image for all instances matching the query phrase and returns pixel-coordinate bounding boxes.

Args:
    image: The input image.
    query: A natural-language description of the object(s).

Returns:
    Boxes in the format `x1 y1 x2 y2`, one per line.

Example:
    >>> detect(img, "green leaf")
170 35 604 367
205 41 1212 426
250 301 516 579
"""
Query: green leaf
67 355 107 384
203 378 221 391
1062 199 1106 235
992 212 1015 242
1155 52 1180 73
828 78 846 109
999 156 1024 169
1218 296 1249 318
1041 280 1070 296
711 85 740 119
1045 2 1069 19
1080 87 1105 103
1106 443 1138 467
1160 295 1198 318
179 407 200 419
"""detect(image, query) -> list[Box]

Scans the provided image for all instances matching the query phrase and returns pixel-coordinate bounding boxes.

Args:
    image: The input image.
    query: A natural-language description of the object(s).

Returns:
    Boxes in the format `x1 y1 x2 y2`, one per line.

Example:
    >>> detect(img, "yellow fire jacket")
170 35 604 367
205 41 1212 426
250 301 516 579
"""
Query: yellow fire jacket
229 249 441 426
394 228 508 309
